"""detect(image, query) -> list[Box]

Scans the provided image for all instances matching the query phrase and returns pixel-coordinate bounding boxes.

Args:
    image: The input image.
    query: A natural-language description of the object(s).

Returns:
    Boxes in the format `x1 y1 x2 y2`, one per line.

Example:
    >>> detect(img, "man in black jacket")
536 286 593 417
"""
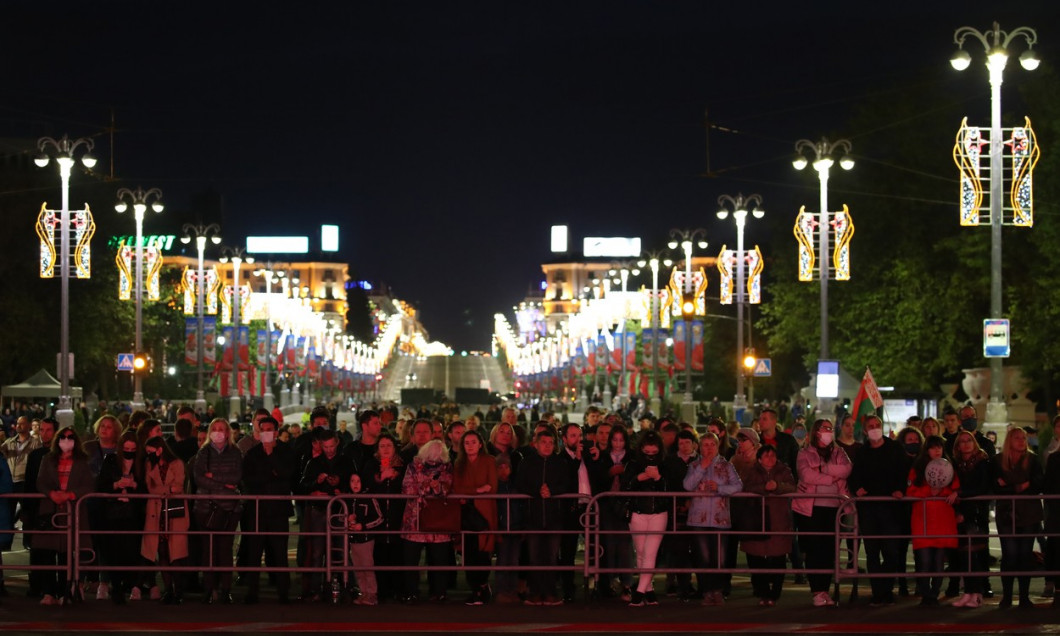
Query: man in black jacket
849 414 909 606
515 430 571 606
241 417 294 604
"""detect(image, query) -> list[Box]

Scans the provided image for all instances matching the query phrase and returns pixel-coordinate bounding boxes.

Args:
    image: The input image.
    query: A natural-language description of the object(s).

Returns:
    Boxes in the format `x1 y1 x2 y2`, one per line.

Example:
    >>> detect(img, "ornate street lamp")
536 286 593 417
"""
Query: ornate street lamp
219 246 253 419
35 135 97 427
667 228 708 418
115 187 164 411
180 224 222 414
793 137 854 409
716 193 764 418
951 21 1039 430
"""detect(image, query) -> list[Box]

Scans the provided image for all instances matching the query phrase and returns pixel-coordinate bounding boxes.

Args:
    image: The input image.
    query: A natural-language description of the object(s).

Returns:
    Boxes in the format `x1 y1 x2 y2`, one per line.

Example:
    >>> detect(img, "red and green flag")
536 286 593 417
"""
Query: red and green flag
852 366 884 438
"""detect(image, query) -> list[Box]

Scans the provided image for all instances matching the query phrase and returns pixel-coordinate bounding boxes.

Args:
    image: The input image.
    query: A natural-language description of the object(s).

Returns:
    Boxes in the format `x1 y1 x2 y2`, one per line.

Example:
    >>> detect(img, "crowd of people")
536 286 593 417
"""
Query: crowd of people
2 401 1060 612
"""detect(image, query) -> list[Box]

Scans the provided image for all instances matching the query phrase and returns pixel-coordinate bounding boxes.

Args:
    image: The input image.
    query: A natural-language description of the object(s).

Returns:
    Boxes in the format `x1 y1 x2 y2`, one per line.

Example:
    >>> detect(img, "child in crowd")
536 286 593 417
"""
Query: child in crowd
347 473 383 605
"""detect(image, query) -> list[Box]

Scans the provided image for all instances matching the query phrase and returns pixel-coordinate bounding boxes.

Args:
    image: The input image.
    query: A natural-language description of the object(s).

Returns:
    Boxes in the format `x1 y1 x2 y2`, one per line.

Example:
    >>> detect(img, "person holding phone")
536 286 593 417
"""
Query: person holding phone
622 431 684 607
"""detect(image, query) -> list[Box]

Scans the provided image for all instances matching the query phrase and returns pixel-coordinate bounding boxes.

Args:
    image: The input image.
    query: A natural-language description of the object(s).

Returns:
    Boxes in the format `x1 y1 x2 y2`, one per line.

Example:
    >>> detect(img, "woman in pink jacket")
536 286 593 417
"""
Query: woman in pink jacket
792 419 852 607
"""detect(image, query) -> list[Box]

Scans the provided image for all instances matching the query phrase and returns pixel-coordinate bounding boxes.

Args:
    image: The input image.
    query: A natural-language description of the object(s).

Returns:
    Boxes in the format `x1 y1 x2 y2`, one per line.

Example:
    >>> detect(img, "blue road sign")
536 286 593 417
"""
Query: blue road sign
753 358 772 377
117 353 135 372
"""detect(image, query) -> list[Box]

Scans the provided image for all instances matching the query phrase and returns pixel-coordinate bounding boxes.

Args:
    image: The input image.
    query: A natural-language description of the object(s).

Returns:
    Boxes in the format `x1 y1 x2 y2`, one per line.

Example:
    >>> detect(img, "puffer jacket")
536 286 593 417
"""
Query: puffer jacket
682 455 742 528
792 445 851 517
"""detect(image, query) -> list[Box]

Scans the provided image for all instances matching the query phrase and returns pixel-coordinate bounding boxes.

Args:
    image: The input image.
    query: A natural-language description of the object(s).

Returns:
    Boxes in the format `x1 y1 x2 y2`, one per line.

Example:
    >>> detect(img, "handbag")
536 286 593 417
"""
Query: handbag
419 496 461 533
162 498 187 520
461 500 489 532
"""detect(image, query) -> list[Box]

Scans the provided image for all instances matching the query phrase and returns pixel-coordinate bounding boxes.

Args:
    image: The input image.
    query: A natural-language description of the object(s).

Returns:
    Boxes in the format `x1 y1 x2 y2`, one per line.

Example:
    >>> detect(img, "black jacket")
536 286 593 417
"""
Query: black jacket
514 450 572 530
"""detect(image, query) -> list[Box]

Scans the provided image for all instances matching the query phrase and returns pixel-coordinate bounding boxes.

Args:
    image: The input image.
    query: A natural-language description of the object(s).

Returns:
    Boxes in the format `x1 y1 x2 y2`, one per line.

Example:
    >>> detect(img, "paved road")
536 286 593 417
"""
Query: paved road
1 554 1057 635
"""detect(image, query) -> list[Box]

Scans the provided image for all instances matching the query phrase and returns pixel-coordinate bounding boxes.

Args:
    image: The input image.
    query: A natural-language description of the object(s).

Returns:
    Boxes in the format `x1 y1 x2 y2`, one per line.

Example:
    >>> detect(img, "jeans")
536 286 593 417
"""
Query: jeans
525 530 562 600
692 528 728 594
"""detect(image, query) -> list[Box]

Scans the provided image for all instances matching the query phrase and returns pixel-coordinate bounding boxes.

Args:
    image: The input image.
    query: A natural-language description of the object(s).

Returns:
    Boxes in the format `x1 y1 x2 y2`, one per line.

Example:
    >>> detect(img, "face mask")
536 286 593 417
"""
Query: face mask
210 431 228 444
961 418 977 432
643 452 659 464
260 431 276 444
866 429 884 442
793 429 806 441
818 432 834 446
1028 436 1038 447
58 439 75 453
122 450 137 460
904 442 921 455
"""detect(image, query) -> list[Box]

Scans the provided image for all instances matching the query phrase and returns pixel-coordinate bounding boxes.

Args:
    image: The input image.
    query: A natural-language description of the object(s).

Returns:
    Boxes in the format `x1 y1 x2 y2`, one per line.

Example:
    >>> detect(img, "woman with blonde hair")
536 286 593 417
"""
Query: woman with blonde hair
991 427 1043 608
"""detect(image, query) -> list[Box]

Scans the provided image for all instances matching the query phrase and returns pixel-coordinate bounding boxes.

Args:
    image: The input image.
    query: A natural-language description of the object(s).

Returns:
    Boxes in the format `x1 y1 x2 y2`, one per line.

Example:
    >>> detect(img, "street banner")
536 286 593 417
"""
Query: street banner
256 329 267 365
624 331 637 370
642 329 654 368
185 319 197 366
221 326 235 371
673 321 686 372
238 326 250 371
203 316 217 366
691 320 704 372
656 328 669 367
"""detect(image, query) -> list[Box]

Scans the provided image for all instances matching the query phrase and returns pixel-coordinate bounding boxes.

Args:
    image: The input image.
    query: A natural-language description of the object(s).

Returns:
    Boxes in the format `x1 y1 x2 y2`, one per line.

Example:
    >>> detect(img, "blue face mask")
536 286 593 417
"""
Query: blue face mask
1029 436 1038 447
961 418 977 432
793 429 807 441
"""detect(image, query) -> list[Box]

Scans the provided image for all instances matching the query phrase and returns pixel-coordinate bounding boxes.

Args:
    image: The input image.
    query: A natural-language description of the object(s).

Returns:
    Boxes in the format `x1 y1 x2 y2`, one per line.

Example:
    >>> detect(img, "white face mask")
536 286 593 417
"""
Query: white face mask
210 431 228 444
58 439 75 453
260 431 276 444
866 428 884 442
818 432 834 446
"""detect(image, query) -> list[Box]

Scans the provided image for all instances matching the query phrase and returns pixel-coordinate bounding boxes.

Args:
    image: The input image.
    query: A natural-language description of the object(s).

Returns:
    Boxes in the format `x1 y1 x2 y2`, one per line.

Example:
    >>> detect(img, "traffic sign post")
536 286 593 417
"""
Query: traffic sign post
983 319 1010 358
117 352 135 372
753 358 772 377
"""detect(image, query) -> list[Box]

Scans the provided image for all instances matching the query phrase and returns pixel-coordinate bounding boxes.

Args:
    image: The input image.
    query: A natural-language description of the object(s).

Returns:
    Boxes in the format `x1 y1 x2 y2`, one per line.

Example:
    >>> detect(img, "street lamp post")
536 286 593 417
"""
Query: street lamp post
35 135 97 428
716 193 764 419
793 137 854 412
668 228 708 421
180 224 222 414
608 262 640 403
637 250 672 417
219 246 253 420
951 21 1039 428
254 267 285 411
116 187 164 412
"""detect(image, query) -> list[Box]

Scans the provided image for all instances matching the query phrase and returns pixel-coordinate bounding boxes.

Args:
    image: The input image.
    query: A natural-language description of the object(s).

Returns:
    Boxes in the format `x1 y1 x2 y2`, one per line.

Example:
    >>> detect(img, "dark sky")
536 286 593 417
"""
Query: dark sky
2 1 1053 351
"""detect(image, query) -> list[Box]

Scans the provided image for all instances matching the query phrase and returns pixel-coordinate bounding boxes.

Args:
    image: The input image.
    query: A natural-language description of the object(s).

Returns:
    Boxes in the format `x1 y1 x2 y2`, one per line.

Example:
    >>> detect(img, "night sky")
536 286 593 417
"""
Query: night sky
3 1 1053 352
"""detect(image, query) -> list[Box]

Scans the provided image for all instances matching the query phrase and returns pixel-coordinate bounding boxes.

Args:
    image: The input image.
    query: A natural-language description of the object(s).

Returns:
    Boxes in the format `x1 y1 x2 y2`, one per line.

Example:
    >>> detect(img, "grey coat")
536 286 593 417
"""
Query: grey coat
35 453 95 552
192 443 243 515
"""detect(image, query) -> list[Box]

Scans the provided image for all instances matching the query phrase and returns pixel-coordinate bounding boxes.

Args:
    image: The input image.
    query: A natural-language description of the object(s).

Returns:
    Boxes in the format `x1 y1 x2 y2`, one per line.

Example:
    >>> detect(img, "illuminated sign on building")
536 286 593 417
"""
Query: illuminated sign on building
321 225 339 252
551 225 568 252
246 236 310 254
107 235 177 251
583 237 641 258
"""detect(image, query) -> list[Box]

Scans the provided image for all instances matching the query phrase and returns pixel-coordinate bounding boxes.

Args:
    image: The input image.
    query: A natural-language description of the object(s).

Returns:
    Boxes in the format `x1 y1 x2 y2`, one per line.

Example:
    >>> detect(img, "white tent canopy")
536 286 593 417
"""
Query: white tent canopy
2 368 83 402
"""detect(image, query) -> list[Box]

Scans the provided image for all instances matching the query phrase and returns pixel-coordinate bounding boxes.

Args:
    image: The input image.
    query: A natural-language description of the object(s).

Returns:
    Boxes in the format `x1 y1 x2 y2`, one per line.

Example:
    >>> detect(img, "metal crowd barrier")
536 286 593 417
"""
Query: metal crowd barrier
1 490 1059 604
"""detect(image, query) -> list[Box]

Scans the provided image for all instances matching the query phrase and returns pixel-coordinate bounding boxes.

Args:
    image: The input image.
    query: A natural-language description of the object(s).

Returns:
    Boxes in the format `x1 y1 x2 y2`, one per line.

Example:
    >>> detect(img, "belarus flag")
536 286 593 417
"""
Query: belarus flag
851 366 884 438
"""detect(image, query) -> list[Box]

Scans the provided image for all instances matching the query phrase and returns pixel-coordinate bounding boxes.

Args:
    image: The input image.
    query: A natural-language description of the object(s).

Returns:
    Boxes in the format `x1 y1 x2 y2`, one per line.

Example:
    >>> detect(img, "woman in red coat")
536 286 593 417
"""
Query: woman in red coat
453 429 498 606
906 436 960 606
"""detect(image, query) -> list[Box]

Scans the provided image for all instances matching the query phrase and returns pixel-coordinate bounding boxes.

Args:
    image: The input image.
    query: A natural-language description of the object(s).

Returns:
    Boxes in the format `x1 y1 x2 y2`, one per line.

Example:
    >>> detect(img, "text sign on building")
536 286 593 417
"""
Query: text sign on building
583 237 641 258
983 319 1010 358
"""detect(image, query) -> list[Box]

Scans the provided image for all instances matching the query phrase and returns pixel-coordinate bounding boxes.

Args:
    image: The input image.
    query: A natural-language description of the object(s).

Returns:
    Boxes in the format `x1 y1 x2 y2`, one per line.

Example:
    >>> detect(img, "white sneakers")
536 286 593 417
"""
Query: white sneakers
95 583 110 601
951 593 982 608
40 594 59 606
128 586 142 601
812 591 835 607
149 586 162 601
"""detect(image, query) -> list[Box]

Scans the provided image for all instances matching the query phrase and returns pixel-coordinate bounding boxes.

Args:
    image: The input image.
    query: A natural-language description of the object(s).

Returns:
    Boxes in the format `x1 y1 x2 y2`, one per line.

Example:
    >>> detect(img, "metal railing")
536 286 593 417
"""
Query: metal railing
1 490 1058 603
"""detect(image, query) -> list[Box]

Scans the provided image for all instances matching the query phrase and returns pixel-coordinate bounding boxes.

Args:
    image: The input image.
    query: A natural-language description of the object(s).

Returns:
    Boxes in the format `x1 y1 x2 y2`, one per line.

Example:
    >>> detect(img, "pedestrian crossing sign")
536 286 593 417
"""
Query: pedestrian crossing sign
117 353 135 372
753 358 772 377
